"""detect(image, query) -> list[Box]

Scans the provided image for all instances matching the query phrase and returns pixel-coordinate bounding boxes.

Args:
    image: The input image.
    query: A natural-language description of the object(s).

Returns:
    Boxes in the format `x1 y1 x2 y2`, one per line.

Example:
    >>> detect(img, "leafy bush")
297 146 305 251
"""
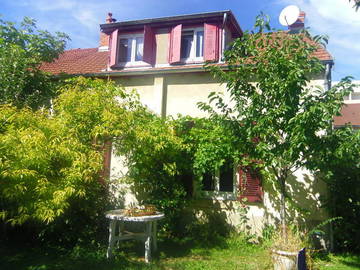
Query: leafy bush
309 125 360 252
0 77 143 243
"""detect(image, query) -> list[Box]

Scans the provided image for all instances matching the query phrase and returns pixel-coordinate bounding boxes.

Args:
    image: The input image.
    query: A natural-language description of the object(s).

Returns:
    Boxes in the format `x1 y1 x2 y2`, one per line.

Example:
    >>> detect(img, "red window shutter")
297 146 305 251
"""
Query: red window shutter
109 29 119 67
204 23 219 62
143 25 155 65
168 24 182 64
238 167 263 203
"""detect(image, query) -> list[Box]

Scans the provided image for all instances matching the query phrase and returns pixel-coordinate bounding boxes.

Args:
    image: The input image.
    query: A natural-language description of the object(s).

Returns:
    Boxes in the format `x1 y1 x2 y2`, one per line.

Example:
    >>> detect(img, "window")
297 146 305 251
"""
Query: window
180 28 204 61
169 23 218 64
344 91 360 102
109 26 155 68
201 163 263 202
117 34 144 65
202 161 236 200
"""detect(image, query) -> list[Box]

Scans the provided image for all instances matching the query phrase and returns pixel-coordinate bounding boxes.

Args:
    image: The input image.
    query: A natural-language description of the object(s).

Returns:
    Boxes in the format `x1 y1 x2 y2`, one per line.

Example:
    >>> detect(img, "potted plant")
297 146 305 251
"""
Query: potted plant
270 226 306 270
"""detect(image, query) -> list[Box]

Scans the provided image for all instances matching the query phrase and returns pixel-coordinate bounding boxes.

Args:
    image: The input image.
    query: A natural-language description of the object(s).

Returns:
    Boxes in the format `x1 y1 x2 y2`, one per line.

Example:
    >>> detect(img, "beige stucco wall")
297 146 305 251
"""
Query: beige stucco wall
109 71 329 235
155 29 169 65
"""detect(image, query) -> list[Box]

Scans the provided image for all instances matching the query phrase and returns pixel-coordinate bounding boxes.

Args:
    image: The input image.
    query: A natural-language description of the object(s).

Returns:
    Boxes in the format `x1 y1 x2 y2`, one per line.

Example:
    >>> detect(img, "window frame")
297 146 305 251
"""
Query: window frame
117 33 146 67
202 165 238 200
180 27 204 63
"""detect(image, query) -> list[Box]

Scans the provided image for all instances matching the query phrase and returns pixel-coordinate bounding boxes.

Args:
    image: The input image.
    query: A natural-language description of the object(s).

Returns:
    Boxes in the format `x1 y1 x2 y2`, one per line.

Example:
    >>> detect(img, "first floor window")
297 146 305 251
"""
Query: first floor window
118 35 144 64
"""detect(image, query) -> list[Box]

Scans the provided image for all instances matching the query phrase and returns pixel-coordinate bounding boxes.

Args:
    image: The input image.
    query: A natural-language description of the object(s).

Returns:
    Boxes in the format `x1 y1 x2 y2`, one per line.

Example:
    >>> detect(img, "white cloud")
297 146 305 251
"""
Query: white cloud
19 0 76 11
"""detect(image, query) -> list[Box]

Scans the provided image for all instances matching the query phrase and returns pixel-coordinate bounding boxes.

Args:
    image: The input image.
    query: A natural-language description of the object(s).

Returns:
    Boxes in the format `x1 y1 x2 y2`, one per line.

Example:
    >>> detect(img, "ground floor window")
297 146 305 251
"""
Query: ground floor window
201 162 263 202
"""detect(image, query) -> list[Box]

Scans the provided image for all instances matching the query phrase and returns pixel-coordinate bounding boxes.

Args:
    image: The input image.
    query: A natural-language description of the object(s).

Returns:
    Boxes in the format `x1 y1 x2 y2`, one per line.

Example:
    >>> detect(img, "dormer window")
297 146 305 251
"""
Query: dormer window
108 26 155 68
169 23 220 64
180 28 204 61
118 34 144 64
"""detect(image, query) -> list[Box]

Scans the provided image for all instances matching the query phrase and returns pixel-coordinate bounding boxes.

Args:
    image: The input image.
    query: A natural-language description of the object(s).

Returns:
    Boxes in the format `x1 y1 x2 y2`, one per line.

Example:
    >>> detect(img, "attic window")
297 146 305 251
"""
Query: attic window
180 28 204 61
109 26 155 68
169 23 219 64
118 34 144 64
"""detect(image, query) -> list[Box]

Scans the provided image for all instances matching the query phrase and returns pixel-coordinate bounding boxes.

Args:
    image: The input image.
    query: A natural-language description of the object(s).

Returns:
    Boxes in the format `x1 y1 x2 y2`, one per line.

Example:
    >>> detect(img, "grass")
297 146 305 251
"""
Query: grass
0 234 359 270
314 253 360 270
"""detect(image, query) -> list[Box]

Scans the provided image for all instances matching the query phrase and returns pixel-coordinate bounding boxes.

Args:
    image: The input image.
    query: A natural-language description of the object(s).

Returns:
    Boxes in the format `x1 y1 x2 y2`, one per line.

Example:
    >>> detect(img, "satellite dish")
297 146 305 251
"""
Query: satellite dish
279 5 300 26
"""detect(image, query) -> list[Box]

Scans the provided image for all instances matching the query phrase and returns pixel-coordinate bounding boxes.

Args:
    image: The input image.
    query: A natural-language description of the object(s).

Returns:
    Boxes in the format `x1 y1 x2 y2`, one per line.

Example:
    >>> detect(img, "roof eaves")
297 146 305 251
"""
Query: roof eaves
100 10 231 30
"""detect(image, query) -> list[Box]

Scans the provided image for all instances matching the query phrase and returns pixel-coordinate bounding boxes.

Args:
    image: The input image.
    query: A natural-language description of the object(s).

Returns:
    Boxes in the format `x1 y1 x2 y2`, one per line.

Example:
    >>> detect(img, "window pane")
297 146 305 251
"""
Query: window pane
202 172 214 191
135 37 144 61
219 161 233 192
181 31 193 59
352 92 360 100
196 31 204 58
118 38 131 62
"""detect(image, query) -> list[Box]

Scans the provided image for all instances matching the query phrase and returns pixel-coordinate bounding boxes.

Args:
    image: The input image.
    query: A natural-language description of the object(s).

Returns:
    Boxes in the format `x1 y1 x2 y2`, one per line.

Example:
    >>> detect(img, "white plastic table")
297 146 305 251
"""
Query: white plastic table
105 209 164 262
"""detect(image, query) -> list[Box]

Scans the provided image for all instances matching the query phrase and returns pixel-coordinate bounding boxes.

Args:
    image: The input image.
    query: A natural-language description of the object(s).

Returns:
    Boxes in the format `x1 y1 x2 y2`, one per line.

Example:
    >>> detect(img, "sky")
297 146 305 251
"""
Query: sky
1 0 359 81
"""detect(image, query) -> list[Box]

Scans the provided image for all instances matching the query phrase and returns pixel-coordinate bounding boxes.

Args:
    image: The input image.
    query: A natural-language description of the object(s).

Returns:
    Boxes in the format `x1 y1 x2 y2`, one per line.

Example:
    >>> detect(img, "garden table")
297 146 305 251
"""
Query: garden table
105 209 164 262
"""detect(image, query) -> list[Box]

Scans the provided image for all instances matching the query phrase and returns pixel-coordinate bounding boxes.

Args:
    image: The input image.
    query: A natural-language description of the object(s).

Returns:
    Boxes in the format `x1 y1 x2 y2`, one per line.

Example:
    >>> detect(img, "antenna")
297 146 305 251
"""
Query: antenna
279 5 300 26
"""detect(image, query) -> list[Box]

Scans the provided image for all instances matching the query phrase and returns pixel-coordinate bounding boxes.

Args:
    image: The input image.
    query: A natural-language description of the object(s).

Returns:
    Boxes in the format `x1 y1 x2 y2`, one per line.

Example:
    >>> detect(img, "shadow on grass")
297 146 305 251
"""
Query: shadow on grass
0 232 230 270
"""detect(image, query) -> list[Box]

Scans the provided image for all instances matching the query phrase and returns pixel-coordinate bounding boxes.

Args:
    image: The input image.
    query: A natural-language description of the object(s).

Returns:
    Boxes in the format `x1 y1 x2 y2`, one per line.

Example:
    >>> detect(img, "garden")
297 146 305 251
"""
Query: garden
1 14 360 270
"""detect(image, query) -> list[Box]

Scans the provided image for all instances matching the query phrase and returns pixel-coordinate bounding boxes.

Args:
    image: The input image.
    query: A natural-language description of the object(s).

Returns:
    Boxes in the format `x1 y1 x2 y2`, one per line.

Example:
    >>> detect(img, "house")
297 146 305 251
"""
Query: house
333 81 360 128
41 10 334 235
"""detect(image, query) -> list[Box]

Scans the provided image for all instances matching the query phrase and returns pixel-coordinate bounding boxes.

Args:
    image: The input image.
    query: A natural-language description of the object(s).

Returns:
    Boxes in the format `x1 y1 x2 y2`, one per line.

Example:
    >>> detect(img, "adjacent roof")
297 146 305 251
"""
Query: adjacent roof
334 104 360 126
40 48 108 75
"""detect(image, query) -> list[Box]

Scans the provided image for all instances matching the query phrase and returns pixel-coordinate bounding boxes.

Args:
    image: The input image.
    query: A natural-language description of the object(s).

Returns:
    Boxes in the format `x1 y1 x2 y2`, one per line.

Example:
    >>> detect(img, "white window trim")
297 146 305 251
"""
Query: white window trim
344 91 360 104
202 166 238 201
181 27 204 63
117 33 147 67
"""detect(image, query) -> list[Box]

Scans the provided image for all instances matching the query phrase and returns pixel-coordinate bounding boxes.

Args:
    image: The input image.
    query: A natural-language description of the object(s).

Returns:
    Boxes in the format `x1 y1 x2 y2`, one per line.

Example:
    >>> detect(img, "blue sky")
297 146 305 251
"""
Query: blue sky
1 0 359 81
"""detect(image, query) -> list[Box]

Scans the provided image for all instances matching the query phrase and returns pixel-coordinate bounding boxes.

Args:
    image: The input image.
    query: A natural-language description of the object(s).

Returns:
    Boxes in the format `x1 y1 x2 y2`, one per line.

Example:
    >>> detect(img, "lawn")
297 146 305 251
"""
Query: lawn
1 234 359 270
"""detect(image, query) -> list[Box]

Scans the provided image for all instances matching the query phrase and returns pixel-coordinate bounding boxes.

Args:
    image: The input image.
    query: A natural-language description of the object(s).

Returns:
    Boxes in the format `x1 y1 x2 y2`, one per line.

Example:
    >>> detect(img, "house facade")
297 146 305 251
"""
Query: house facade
41 10 333 235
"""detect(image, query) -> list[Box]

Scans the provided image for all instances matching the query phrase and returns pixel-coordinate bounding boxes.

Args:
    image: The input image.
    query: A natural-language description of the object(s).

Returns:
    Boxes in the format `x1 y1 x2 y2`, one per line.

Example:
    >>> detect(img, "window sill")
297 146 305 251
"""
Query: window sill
202 191 237 201
180 58 204 65
114 61 151 69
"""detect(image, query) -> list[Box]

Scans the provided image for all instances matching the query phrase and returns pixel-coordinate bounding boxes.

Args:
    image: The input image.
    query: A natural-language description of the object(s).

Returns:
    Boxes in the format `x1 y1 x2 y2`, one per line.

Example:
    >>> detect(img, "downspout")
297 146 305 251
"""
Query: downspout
220 12 227 62
324 62 332 91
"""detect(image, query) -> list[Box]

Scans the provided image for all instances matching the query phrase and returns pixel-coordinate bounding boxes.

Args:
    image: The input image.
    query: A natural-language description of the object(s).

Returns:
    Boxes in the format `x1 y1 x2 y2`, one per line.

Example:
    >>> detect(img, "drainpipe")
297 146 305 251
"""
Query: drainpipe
220 12 227 62
324 62 332 91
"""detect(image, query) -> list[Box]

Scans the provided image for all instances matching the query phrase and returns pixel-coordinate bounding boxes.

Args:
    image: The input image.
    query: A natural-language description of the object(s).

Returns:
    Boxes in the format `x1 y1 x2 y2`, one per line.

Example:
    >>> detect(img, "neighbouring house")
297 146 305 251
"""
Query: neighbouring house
41 10 334 236
334 81 360 128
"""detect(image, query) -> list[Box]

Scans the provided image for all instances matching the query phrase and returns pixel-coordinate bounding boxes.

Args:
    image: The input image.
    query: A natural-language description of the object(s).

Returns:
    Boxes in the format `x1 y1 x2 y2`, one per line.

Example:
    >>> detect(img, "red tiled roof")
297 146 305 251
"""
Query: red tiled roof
40 45 332 76
40 48 109 75
334 104 360 126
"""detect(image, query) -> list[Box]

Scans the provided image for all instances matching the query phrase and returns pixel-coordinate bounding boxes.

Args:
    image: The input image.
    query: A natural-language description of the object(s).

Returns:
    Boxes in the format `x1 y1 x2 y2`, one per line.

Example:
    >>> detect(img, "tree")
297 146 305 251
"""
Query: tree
198 14 352 235
0 17 69 109
350 0 360 11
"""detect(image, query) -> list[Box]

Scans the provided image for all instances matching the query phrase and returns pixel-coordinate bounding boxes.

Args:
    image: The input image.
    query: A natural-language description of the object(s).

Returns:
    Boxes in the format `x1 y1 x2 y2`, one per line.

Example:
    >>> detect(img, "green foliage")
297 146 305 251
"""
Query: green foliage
0 17 69 109
113 113 190 234
198 14 351 229
0 77 144 243
308 124 360 252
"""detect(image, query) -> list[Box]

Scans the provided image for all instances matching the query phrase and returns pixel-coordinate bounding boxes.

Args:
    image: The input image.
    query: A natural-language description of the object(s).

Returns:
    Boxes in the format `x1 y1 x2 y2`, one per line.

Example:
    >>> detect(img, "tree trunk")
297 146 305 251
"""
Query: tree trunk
279 176 287 238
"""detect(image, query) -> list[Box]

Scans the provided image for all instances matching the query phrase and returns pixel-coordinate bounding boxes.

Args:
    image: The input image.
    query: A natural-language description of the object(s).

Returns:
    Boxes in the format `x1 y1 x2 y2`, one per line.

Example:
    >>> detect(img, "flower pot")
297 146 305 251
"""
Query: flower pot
272 250 298 270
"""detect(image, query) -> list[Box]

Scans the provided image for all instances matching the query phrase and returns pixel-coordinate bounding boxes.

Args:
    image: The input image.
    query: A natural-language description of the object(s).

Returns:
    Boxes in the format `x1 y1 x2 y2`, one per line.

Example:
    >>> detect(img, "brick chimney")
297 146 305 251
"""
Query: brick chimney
288 11 305 32
99 12 117 51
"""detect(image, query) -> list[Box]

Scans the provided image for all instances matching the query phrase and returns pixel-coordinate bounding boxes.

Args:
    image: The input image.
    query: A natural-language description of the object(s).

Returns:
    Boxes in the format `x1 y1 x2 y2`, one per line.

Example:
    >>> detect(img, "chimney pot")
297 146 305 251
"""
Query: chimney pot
106 12 117 23
289 11 305 32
